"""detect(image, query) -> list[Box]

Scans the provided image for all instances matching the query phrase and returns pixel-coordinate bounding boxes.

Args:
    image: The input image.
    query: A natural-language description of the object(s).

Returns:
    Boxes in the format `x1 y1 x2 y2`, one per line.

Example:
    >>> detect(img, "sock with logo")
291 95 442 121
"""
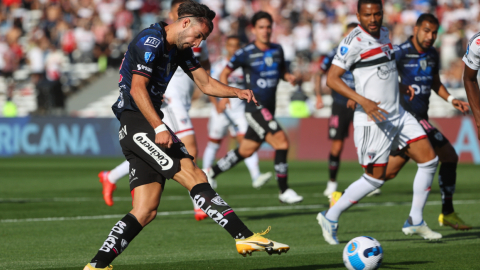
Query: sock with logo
438 162 456 215
108 160 130 184
211 148 245 178
274 150 289 193
328 153 340 181
90 213 143 268
202 141 220 169
244 152 260 180
409 157 438 225
190 183 253 239
325 174 384 221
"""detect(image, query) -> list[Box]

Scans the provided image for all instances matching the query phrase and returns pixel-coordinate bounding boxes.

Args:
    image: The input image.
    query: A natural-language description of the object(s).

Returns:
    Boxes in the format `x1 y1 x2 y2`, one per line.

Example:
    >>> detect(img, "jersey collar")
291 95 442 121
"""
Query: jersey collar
407 36 426 55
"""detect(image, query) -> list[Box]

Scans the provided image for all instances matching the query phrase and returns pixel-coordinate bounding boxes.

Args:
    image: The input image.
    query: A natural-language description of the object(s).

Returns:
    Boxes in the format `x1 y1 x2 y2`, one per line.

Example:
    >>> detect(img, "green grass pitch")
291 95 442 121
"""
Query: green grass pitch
0 157 479 269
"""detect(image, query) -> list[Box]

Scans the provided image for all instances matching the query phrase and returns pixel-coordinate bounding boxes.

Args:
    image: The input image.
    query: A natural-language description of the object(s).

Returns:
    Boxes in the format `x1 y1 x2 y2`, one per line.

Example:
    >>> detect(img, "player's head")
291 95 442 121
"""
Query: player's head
356 0 383 37
173 0 215 50
345 22 359 36
413 13 439 51
251 11 273 45
225 35 241 58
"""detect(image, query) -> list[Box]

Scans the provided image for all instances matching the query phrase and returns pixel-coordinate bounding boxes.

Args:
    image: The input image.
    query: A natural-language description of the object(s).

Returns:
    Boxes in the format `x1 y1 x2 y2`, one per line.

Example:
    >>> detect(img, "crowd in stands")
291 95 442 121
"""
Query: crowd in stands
0 0 478 116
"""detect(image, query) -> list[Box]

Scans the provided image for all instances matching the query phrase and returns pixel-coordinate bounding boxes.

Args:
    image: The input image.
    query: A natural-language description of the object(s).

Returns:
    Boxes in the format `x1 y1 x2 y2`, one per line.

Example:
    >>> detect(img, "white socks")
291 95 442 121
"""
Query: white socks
326 174 384 221
202 141 220 169
245 152 260 181
108 160 130 184
409 156 439 225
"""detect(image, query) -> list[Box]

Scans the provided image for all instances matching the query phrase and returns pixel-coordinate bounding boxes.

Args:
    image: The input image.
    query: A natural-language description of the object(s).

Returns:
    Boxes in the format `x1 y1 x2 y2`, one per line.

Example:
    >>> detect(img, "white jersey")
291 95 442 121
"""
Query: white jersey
165 41 209 108
332 26 402 126
463 32 480 70
210 56 245 110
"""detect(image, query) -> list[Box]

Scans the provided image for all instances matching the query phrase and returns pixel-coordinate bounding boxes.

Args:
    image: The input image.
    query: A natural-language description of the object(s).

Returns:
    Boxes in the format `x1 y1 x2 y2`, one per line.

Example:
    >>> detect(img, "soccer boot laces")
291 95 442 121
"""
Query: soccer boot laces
235 226 289 257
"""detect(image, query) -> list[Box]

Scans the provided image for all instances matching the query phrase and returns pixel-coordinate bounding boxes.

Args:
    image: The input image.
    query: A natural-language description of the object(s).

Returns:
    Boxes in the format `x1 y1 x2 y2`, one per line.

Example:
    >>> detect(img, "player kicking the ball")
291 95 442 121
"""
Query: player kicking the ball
203 35 273 189
317 0 441 245
204 12 303 204
98 0 212 221
384 14 471 231
84 2 288 269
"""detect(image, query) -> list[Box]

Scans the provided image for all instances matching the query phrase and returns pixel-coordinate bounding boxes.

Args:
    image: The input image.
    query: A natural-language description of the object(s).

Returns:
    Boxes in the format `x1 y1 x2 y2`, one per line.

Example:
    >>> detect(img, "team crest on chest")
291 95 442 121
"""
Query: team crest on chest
381 45 391 60
265 56 273 67
420 59 427 71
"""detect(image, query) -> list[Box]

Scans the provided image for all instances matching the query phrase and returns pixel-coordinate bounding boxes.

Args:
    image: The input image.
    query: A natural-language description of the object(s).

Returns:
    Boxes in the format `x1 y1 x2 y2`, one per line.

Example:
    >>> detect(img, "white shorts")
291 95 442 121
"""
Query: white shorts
162 102 194 139
208 106 248 140
354 111 427 168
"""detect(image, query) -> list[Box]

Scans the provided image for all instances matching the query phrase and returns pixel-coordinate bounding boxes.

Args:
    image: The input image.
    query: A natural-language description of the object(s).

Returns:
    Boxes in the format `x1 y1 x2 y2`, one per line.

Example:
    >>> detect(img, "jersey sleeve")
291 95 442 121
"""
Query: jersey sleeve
331 38 360 71
226 48 246 71
278 45 287 73
432 49 440 75
463 37 480 70
130 32 164 78
178 48 202 73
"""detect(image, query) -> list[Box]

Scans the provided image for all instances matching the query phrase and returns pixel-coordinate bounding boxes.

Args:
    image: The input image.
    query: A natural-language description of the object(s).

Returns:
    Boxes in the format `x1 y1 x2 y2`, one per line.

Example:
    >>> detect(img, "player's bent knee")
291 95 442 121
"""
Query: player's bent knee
238 148 254 158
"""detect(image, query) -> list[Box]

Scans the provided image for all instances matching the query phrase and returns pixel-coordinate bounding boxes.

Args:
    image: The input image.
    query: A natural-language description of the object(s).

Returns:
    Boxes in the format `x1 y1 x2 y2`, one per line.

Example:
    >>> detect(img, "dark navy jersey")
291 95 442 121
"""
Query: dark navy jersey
321 46 355 106
112 22 201 120
394 37 439 120
227 42 285 114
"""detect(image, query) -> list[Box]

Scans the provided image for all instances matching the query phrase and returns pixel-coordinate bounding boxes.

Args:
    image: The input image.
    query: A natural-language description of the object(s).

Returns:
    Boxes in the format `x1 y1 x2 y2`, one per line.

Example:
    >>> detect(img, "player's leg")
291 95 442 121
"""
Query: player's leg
397 115 441 239
98 160 130 206
431 131 472 230
325 139 344 196
173 157 289 256
203 108 229 170
384 152 409 180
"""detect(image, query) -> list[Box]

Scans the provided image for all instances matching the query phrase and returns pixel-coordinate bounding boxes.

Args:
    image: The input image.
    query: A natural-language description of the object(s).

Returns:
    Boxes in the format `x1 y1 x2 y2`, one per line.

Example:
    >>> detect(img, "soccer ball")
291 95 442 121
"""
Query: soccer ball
343 236 383 270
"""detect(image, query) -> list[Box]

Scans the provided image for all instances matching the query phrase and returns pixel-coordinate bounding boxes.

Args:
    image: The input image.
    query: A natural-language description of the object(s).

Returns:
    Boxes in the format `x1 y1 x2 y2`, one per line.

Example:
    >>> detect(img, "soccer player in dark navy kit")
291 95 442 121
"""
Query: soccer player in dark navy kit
385 14 471 231
84 2 289 269
204 11 303 204
315 23 359 197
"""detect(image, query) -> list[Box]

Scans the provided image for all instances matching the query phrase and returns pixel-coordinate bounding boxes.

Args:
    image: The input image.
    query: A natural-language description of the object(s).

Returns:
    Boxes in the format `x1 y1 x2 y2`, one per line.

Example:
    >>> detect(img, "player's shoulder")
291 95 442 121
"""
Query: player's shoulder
393 39 411 56
466 32 480 53
426 46 439 58
132 24 165 50
341 27 363 46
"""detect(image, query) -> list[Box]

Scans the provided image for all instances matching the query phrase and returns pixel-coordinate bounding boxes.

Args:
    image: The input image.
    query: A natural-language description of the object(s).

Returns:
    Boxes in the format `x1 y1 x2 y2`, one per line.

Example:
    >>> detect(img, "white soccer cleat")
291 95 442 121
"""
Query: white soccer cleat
323 181 338 197
366 188 381 197
316 211 339 245
202 168 217 189
402 219 442 240
252 172 273 189
279 188 303 204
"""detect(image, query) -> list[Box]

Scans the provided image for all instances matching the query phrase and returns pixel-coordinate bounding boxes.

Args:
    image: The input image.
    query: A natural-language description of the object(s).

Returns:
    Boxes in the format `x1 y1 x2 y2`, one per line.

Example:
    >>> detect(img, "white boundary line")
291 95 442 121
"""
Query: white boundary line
1 200 479 223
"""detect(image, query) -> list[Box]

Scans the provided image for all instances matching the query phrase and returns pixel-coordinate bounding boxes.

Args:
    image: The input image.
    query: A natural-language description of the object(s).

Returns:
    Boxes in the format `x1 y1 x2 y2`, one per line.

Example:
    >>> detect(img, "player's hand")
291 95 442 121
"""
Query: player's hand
399 84 415 101
215 98 228 113
359 98 388 122
235 88 259 106
346 99 357 110
452 99 470 115
284 73 297 86
316 95 324 109
155 130 173 149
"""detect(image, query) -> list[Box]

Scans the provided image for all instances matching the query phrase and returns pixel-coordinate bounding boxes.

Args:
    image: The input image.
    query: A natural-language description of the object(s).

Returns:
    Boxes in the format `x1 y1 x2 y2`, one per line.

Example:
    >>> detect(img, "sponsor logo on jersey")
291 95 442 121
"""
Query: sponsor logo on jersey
211 195 229 206
144 36 161 48
414 76 432 81
133 133 173 170
119 125 127 141
406 54 419 58
340 46 349 56
144 52 155 63
137 64 152 73
404 64 418 67
377 65 397 80
420 59 427 71
249 52 264 58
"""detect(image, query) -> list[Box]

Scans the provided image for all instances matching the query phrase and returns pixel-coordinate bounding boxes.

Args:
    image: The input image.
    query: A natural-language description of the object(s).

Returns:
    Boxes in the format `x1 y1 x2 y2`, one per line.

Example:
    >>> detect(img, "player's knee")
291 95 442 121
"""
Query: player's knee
133 208 158 226
274 137 289 150
384 171 397 181
238 148 254 158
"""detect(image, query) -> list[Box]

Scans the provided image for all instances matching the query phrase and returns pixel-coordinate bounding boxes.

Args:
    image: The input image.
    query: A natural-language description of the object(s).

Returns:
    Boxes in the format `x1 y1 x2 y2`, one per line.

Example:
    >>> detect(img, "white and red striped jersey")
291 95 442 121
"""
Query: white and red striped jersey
463 32 480 70
332 26 402 126
165 41 209 108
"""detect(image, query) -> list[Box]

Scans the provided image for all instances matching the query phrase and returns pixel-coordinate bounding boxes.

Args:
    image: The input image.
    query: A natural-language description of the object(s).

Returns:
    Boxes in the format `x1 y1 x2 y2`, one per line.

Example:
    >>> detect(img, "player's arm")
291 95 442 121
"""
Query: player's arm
432 74 469 114
200 59 211 74
463 65 480 138
130 74 172 148
327 64 388 121
186 67 258 105
314 69 325 109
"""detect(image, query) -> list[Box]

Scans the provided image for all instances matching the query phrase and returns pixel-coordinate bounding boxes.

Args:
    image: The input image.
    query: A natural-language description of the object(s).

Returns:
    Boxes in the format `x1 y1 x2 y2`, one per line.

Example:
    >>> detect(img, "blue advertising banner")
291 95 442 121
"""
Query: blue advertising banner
0 117 122 157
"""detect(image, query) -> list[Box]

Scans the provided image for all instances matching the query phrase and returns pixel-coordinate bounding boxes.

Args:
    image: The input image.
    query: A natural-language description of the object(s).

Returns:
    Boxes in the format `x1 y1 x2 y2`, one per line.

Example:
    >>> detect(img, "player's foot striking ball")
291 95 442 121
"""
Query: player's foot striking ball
84 1 289 268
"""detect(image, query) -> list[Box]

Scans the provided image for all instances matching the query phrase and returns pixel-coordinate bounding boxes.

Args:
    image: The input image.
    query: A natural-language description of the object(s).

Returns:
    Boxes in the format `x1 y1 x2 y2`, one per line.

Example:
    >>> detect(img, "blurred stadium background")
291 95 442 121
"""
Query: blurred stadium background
0 0 479 161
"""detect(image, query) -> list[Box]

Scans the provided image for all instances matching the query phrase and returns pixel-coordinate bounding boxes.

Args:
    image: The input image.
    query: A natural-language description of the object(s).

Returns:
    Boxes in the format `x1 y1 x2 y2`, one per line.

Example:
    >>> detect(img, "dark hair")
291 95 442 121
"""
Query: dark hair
226 35 240 41
251 11 273 27
416 13 439 27
177 0 216 32
346 22 359 29
357 0 383 12
171 0 187 9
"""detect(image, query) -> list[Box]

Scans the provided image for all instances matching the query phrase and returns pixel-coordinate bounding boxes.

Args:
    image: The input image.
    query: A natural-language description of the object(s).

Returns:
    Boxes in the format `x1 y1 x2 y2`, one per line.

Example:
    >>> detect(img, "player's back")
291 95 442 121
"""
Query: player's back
227 42 285 114
394 39 439 120
332 26 401 126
